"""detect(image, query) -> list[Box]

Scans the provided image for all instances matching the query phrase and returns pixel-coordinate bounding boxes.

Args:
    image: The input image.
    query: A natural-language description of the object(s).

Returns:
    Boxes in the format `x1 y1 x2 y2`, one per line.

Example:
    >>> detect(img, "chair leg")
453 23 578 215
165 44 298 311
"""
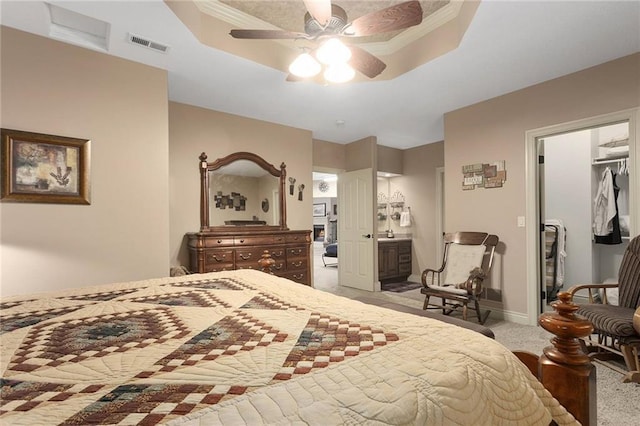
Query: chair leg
621 344 640 384
322 255 326 267
462 303 468 321
423 295 430 310
474 300 491 325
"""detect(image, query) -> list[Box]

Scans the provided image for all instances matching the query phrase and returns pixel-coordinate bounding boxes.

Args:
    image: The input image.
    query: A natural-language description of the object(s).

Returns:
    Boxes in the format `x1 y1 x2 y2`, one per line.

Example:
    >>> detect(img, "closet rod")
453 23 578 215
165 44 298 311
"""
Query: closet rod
592 157 628 165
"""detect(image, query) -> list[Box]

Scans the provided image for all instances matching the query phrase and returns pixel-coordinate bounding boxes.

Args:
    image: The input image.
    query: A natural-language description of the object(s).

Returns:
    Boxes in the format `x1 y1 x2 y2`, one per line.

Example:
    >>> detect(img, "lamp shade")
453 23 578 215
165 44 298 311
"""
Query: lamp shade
324 63 355 83
316 38 351 65
289 52 321 78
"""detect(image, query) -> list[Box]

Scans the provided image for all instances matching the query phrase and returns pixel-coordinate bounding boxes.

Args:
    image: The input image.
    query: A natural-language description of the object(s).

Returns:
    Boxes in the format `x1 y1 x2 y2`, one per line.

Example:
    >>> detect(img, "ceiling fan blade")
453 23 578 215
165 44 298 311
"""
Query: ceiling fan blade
229 29 310 40
303 0 332 27
348 45 387 78
343 1 423 37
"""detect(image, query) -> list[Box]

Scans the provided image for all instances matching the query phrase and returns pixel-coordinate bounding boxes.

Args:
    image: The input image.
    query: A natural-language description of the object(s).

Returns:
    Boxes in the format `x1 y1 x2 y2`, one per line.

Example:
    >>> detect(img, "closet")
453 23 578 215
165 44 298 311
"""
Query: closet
591 122 630 296
542 121 631 304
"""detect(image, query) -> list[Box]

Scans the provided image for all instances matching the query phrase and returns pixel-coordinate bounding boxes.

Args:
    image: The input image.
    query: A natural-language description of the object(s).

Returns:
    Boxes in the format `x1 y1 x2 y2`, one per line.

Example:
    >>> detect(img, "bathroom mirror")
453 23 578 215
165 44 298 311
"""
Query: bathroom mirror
198 152 287 231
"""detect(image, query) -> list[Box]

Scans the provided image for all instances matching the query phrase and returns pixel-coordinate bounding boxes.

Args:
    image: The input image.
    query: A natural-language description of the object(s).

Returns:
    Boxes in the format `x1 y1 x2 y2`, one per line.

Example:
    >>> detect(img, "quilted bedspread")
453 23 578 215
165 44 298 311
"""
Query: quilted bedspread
1 270 577 425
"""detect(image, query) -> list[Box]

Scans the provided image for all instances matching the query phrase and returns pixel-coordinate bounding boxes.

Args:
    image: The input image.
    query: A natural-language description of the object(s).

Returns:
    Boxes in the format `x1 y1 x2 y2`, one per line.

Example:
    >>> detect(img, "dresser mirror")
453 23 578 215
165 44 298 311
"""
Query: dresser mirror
199 152 287 231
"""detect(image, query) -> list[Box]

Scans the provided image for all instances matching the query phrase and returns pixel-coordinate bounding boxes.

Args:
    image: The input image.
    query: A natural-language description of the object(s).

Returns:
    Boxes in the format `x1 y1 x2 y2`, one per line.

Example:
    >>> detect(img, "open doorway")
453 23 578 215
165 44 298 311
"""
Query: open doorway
312 171 339 291
525 109 637 323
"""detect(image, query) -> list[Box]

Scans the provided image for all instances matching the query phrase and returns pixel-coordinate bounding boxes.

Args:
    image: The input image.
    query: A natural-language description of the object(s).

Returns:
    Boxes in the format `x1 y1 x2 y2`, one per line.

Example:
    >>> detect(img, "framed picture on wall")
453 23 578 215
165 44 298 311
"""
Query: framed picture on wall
1 128 91 204
313 203 326 217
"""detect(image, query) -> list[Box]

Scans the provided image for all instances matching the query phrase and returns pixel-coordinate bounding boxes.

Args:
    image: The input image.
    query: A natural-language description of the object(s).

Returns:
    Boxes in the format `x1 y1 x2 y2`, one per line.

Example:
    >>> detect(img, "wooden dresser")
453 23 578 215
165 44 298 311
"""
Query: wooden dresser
187 229 312 286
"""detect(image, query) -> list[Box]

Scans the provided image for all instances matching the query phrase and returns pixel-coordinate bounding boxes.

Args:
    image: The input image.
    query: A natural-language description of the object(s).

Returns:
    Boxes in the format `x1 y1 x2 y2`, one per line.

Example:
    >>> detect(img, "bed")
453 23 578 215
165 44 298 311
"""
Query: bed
1 269 585 425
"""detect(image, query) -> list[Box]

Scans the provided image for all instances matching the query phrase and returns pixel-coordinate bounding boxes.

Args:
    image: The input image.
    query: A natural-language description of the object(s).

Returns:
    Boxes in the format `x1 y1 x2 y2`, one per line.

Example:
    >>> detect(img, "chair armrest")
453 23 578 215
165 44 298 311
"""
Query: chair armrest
460 267 486 295
421 268 442 286
567 282 619 303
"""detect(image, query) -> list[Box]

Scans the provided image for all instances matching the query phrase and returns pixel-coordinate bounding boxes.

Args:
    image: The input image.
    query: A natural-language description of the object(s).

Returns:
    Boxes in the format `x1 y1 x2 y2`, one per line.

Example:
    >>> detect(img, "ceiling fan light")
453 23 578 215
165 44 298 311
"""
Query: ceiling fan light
316 38 351 65
289 52 321 78
324 63 355 83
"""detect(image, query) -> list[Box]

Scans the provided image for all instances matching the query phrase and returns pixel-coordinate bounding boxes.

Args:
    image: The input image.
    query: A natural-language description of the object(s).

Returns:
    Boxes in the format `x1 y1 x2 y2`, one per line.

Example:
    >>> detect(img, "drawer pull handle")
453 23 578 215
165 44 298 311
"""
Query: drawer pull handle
293 273 304 280
292 261 303 267
217 239 222 244
290 249 302 255
211 254 226 262
274 264 283 270
272 251 284 257
239 239 245 243
239 253 252 260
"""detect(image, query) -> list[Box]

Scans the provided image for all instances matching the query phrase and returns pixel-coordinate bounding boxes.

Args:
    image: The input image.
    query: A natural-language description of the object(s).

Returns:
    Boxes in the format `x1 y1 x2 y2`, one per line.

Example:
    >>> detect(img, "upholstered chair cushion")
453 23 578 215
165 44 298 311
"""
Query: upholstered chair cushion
442 244 486 285
577 303 638 337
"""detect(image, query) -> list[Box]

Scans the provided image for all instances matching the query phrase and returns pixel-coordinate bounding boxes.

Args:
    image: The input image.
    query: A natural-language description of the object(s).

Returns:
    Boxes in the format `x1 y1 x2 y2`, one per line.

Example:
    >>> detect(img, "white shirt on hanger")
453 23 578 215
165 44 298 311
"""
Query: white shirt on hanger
593 167 617 236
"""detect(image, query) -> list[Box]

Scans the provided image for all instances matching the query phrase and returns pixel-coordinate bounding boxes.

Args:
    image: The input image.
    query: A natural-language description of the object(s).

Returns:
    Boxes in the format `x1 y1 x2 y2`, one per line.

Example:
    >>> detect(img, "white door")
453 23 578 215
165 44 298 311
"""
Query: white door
338 168 376 291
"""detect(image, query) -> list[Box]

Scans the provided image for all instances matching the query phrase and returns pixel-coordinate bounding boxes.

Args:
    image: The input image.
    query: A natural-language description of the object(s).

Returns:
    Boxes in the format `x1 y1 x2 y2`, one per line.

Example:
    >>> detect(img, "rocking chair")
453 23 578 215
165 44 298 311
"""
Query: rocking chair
421 232 499 324
567 234 640 383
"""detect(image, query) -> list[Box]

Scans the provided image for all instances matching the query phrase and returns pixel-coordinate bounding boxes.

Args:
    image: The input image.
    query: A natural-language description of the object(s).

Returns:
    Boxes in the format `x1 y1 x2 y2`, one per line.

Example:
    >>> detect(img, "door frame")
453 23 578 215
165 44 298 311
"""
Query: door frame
435 167 445 264
524 108 639 325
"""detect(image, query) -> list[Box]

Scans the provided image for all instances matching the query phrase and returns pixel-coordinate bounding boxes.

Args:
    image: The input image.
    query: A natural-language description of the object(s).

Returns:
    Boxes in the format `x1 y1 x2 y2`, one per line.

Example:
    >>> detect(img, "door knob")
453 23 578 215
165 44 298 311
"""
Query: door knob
362 234 372 239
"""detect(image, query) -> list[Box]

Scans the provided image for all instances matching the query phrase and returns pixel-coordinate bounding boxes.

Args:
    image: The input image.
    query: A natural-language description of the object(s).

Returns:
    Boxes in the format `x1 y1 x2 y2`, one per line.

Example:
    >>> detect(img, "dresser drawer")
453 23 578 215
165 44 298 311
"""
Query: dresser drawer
204 250 234 265
286 246 307 259
399 253 411 263
203 263 235 273
235 247 265 263
281 270 310 286
268 247 286 259
203 238 234 248
235 262 259 271
287 258 307 270
285 233 308 244
270 260 286 273
235 236 277 246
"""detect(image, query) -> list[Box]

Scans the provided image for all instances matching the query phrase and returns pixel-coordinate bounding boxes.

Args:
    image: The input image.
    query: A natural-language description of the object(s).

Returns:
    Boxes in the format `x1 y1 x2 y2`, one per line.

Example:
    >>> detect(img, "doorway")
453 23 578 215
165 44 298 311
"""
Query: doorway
525 109 638 324
312 171 339 291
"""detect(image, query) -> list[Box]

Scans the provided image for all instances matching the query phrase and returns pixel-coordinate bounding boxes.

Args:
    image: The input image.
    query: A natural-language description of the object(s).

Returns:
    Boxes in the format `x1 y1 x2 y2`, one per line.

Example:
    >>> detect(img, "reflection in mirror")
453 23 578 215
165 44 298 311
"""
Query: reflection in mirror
199 152 287 231
209 160 280 226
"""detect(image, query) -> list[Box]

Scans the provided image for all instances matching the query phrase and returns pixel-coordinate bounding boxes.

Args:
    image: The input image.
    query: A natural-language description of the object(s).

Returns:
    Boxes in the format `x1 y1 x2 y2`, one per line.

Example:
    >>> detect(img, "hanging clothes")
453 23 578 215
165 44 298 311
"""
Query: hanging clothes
593 167 622 244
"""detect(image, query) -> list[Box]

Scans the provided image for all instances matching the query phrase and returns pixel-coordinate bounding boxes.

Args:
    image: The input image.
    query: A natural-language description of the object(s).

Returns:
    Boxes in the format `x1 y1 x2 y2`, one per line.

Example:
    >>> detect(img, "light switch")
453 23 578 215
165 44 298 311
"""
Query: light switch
517 216 525 227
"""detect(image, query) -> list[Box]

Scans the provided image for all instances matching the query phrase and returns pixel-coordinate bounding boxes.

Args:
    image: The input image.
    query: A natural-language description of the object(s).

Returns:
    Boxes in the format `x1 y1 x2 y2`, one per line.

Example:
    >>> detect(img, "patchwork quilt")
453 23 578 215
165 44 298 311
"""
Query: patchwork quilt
1 270 577 425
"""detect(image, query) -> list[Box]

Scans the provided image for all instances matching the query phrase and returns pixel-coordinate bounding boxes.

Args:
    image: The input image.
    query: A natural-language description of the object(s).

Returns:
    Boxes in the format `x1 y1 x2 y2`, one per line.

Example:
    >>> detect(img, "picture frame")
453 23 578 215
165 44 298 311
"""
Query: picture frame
313 203 326 217
1 128 91 204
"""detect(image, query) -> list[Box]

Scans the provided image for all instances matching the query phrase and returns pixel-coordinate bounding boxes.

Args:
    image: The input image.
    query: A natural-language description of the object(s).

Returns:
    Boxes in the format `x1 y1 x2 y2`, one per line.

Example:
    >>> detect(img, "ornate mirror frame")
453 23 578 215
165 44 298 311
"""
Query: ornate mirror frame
199 151 287 231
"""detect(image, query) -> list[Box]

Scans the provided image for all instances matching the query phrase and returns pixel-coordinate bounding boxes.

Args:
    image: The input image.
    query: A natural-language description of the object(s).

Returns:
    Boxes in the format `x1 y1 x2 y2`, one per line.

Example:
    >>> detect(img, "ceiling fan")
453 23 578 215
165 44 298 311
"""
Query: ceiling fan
229 1 423 81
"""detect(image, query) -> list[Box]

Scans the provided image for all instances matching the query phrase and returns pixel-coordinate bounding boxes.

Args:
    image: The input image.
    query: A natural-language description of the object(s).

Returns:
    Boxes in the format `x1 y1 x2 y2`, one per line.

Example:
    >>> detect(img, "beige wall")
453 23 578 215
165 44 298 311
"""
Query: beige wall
398 142 444 276
444 53 640 316
377 145 403 175
0 27 169 296
312 139 346 173
168 102 313 268
345 136 377 172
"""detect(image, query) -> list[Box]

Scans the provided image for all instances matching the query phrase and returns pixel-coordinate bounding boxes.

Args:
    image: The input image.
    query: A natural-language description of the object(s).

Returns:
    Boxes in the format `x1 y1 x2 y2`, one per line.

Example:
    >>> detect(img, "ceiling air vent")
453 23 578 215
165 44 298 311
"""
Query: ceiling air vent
127 33 170 53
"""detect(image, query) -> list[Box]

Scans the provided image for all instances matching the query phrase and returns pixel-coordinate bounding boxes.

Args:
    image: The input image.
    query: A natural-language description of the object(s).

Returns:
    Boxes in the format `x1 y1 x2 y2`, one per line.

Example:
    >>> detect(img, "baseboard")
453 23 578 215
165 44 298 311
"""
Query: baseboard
486 308 530 325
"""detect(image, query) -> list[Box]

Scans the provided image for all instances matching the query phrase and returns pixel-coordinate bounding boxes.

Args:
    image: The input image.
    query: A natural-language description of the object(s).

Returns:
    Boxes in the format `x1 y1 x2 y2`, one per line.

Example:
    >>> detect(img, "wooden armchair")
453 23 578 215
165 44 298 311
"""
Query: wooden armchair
567 234 640 383
421 232 499 324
